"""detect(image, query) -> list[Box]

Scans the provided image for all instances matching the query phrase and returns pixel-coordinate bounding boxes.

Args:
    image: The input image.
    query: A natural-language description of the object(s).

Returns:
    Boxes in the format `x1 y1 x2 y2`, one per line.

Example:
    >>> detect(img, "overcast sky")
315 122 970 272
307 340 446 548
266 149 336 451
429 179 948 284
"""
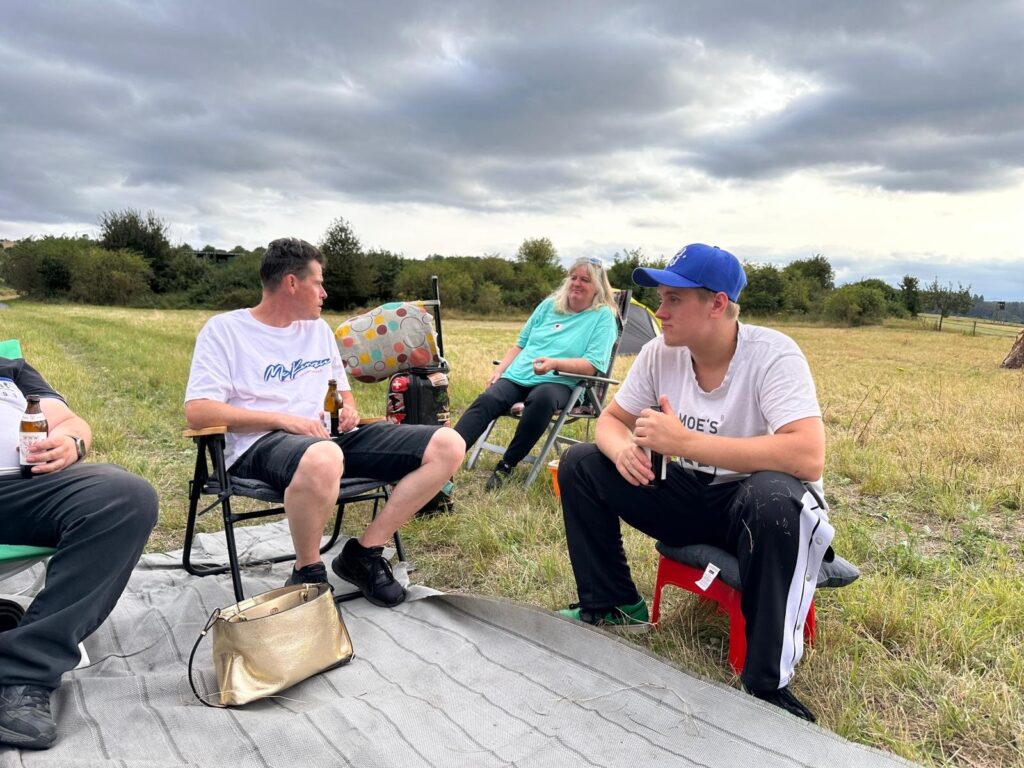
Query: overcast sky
3 1 1023 298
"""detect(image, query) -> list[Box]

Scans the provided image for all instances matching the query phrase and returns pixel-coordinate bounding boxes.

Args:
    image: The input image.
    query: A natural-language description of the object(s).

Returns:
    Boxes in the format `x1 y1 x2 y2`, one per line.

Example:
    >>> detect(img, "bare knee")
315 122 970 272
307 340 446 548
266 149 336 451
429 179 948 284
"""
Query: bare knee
424 427 465 471
289 441 344 495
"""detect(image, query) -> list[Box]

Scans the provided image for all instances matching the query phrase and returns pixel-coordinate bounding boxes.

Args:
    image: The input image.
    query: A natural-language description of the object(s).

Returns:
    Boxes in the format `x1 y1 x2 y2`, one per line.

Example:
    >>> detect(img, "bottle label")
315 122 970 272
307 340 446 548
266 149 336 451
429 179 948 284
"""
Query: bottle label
19 433 46 466
320 411 330 433
21 412 47 424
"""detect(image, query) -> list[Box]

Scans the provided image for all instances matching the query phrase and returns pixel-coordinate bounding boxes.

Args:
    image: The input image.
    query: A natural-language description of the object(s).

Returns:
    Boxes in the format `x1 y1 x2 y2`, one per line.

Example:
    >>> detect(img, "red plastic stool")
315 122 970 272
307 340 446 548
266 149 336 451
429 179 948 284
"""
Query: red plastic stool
651 550 815 676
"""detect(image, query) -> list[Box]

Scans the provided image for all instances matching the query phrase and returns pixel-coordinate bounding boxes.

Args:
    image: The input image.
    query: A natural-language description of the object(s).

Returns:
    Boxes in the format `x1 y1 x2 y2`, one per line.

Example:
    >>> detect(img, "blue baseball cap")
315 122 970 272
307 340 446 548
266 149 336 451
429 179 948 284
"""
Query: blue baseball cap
632 243 747 302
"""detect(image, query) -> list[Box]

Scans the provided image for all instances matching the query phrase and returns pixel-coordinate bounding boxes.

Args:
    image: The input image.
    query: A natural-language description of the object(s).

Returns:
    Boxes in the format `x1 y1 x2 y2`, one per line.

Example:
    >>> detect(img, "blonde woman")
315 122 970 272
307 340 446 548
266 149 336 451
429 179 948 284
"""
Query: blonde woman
455 257 618 490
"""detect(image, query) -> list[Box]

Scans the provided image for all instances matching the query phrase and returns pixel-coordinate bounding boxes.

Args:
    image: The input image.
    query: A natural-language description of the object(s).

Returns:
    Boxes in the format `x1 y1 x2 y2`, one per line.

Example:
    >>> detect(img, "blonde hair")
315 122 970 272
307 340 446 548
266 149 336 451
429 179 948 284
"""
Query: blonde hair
696 287 741 319
552 258 618 315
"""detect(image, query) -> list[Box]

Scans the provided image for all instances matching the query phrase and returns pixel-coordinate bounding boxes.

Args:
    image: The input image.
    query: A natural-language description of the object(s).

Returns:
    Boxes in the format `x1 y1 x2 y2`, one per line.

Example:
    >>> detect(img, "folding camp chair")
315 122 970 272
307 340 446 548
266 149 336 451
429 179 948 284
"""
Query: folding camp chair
182 425 400 603
466 289 632 489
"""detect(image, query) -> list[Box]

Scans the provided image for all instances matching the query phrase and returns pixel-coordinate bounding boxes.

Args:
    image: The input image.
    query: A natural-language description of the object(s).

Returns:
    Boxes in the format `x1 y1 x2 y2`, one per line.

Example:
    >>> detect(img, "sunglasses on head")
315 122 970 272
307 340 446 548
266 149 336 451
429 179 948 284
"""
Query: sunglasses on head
581 257 604 270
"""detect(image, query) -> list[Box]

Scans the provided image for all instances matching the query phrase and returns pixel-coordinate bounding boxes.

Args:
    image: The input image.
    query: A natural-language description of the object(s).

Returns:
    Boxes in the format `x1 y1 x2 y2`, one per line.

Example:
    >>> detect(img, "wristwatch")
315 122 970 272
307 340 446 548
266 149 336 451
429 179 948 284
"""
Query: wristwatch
67 434 87 463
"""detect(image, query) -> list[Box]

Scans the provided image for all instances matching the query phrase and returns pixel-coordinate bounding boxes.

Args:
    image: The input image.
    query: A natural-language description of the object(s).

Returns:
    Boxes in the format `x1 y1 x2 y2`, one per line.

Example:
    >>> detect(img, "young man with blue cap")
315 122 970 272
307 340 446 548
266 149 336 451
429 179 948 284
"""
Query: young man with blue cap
556 243 832 721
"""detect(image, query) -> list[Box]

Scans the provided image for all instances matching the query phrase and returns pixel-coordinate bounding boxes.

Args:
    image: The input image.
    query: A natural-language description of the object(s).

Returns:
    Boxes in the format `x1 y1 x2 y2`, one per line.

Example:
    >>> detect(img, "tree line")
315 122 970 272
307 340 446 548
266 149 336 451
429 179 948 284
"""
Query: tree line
1 209 1013 327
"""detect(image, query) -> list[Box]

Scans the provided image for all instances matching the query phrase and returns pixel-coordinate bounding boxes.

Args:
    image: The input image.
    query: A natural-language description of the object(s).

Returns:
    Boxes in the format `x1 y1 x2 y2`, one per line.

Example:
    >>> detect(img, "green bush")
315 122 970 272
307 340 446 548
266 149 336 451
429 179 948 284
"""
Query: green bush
69 247 153 305
741 263 787 314
1 236 91 298
824 284 888 326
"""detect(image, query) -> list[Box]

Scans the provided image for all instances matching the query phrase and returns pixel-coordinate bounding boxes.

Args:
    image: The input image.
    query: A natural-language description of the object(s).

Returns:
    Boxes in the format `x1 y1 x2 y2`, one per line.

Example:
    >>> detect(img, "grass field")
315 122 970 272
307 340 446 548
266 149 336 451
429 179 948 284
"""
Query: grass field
3 301 1023 767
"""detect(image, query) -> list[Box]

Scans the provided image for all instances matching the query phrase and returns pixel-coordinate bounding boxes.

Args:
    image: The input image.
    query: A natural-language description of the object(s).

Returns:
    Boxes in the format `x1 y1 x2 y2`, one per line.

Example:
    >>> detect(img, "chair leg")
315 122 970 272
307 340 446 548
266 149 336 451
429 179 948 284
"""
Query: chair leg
318 501 345 555
466 420 497 469
652 556 668 624
182 444 214 580
220 497 246 603
523 407 574 489
523 382 586 489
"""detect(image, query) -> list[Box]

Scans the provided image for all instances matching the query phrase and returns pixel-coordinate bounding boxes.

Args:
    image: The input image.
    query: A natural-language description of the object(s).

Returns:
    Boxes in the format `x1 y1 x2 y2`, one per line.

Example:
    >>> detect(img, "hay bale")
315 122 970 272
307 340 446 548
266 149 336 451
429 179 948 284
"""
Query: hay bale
1000 329 1024 369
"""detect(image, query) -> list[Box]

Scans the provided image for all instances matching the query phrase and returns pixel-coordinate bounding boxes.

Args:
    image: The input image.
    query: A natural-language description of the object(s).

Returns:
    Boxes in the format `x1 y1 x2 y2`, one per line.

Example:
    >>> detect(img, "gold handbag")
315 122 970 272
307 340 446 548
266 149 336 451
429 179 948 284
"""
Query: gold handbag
188 583 354 706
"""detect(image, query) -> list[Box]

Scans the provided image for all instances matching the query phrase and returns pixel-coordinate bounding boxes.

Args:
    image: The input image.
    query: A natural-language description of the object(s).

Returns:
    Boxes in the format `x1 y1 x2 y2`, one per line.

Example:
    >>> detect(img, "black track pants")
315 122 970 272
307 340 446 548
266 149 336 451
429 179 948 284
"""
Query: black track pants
0 464 158 690
455 379 572 468
559 443 833 690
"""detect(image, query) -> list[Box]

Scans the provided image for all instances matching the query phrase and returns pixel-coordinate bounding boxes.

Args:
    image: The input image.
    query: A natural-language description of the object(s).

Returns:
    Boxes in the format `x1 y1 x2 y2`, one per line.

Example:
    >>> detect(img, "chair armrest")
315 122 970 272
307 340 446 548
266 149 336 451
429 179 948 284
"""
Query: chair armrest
182 425 228 438
551 370 620 386
184 420 384 438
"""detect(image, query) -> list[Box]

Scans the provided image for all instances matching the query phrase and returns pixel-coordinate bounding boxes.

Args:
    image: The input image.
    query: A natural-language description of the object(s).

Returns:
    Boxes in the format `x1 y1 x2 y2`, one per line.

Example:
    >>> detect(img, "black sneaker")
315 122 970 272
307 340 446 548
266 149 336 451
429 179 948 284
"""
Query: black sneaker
0 684 57 750
743 684 817 722
284 561 329 587
331 538 406 607
485 461 514 491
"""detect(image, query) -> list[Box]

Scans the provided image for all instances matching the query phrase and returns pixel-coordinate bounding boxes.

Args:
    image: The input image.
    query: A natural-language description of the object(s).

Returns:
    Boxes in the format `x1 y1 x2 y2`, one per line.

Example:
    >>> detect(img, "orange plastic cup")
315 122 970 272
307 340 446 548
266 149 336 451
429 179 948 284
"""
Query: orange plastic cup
549 459 560 498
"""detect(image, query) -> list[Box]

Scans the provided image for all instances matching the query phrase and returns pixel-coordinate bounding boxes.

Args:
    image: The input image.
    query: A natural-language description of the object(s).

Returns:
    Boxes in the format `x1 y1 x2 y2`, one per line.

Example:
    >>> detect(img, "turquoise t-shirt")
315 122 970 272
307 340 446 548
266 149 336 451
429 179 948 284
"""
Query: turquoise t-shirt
503 298 617 389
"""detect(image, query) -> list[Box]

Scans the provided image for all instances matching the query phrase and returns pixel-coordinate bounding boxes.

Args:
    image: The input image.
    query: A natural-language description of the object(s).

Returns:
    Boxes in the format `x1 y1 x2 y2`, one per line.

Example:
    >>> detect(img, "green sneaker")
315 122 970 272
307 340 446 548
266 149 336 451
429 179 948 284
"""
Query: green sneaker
557 599 651 634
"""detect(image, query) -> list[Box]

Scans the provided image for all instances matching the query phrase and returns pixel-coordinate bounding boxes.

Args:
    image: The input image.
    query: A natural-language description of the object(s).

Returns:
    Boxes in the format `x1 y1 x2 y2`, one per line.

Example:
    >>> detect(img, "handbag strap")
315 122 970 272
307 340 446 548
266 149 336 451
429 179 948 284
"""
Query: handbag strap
187 608 226 708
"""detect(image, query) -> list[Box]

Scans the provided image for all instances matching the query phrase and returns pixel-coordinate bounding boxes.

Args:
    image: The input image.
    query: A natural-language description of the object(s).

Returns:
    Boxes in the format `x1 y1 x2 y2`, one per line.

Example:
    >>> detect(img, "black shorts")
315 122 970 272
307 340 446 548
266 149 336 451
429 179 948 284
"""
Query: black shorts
229 422 440 494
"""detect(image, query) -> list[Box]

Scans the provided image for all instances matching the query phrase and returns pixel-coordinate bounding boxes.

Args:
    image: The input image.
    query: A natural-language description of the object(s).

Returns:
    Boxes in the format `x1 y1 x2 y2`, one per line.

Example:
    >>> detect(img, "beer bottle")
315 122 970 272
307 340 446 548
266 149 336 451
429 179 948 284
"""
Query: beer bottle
323 379 344 437
19 395 48 478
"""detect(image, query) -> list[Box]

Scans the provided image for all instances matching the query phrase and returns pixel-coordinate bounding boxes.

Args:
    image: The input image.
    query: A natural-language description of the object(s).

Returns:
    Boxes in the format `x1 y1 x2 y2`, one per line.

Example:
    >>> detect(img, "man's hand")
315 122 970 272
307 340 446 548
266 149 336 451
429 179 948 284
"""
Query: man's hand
614 442 655 486
20 434 79 475
278 414 330 438
337 403 359 433
633 395 686 456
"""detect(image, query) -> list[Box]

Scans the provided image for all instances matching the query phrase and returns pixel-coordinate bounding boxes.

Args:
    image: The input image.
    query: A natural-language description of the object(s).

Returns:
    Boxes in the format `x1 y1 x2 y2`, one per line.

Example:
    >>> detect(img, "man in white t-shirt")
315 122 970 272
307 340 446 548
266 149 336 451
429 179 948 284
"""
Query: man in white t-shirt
556 243 833 722
184 238 465 607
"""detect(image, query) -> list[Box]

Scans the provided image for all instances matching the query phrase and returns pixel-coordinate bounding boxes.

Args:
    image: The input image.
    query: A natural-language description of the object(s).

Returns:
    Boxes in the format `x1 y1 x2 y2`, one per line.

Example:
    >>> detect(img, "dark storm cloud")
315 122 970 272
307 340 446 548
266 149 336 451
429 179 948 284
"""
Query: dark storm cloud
1 0 1022 228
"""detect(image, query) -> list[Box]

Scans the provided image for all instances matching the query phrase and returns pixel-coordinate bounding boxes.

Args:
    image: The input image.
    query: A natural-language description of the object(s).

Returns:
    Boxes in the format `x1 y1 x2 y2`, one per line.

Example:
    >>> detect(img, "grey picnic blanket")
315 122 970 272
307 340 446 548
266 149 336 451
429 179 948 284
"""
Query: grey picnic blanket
0 522 917 767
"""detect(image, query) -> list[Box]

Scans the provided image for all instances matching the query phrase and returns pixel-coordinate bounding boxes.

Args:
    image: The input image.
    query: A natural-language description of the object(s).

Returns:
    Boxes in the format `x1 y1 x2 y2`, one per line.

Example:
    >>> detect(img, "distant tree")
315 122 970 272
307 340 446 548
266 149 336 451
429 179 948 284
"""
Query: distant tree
99 209 173 292
162 246 212 294
473 281 504 314
921 278 973 331
608 247 661 310
0 236 91 298
824 284 887 326
319 217 373 310
899 275 921 316
740 263 787 314
230 245 248 254
783 253 835 291
511 238 563 309
516 237 559 269
365 248 404 303
849 278 906 318
206 253 263 308
783 254 834 313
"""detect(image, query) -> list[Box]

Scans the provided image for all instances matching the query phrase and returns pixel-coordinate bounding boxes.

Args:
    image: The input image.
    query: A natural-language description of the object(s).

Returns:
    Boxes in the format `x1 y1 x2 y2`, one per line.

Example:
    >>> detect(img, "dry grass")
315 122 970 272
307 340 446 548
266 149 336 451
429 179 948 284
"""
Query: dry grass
3 301 1022 766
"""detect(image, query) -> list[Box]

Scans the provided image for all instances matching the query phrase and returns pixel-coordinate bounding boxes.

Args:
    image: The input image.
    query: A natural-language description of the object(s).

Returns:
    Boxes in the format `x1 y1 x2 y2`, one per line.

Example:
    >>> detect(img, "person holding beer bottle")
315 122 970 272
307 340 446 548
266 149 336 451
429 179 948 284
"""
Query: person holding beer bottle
0 355 158 749
185 238 465 604
556 244 830 722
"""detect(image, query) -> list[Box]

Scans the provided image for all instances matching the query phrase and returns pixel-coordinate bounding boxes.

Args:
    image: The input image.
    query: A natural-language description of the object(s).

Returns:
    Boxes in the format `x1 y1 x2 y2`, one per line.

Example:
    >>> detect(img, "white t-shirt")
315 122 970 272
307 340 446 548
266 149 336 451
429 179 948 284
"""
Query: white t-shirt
184 310 347 466
615 323 822 485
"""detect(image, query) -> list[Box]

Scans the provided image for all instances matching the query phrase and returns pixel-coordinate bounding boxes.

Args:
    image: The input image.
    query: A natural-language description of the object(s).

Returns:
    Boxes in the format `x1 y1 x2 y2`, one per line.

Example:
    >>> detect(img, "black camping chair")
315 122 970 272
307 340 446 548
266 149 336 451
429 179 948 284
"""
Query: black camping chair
182 425 400 603
465 289 632 489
